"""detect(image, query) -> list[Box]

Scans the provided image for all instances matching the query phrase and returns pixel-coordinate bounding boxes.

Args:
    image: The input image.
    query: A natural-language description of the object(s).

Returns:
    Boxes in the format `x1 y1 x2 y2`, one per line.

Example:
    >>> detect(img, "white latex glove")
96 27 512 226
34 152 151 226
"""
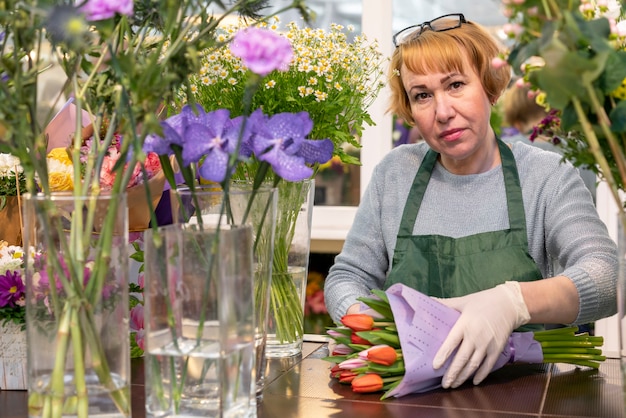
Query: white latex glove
432 281 531 389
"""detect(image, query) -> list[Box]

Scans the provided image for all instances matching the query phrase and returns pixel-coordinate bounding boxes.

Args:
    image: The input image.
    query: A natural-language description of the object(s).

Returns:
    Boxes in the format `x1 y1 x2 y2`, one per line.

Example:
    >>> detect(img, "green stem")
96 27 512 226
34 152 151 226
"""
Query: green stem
69 308 88 418
572 96 626 229
48 303 72 418
584 83 626 185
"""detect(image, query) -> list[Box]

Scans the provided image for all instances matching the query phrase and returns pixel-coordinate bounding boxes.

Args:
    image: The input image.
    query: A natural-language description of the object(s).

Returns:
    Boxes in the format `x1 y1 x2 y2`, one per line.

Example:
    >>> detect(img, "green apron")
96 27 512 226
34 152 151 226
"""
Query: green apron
385 140 542 331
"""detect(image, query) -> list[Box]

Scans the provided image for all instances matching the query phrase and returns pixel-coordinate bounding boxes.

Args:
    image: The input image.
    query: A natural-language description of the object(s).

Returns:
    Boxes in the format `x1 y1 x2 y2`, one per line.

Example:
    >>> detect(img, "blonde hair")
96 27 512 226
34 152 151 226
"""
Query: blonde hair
502 83 548 133
388 19 510 125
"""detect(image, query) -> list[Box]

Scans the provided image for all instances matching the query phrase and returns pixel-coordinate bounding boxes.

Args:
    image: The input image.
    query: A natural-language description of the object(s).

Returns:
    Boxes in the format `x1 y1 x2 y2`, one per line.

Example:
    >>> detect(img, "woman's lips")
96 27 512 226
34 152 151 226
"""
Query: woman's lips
439 128 464 142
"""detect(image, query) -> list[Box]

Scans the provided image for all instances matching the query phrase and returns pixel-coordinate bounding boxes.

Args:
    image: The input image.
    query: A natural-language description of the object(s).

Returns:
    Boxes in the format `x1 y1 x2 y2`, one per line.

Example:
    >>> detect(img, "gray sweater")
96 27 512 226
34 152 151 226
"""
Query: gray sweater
324 141 618 325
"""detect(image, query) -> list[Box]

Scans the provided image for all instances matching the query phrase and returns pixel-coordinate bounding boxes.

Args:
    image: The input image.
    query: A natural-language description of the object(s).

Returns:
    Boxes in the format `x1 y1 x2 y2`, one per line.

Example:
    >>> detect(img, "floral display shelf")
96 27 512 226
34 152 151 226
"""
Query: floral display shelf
0 321 26 390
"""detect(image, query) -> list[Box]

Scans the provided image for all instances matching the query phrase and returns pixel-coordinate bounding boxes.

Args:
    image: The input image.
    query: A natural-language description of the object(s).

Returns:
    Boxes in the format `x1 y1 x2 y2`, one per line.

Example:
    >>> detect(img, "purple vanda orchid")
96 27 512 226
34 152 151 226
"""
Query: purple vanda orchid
79 0 134 21
251 111 333 182
143 105 251 183
230 27 294 76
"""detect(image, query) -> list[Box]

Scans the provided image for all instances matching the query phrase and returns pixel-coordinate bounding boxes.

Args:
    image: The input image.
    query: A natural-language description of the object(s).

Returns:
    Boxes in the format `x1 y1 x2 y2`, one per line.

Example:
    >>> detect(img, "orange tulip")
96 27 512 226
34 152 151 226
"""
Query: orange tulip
341 314 374 331
351 373 384 393
338 370 359 384
364 345 397 367
350 333 372 345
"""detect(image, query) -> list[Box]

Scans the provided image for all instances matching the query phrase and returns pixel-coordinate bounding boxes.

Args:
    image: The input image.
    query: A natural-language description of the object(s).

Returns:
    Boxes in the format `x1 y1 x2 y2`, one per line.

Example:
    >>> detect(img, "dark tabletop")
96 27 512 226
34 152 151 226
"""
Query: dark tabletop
3 341 625 418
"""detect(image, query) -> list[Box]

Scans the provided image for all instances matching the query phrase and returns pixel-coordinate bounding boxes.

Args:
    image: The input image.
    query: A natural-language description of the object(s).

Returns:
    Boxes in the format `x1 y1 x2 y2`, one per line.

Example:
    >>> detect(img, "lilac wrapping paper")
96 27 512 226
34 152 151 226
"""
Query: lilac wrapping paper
384 283 543 398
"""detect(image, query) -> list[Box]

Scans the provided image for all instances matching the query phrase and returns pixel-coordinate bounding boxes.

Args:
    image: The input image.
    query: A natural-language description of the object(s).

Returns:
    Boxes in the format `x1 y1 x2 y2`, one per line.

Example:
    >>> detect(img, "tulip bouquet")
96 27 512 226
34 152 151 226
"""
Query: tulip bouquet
324 284 606 399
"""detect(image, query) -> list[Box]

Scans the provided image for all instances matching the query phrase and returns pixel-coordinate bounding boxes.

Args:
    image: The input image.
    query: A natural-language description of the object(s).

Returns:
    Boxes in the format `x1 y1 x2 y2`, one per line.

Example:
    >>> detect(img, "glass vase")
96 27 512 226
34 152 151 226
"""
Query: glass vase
265 179 314 358
23 192 131 418
143 223 256 418
170 183 277 399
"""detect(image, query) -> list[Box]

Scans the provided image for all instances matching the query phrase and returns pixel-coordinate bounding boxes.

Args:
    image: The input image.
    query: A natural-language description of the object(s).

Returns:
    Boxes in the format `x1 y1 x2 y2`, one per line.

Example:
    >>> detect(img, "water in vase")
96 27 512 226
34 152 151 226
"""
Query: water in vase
265 266 308 358
144 324 255 418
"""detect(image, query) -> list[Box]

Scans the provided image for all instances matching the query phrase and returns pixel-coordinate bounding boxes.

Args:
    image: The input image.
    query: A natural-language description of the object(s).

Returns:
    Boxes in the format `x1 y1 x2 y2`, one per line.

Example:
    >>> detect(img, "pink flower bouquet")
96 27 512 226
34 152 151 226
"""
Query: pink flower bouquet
324 283 605 399
45 118 166 231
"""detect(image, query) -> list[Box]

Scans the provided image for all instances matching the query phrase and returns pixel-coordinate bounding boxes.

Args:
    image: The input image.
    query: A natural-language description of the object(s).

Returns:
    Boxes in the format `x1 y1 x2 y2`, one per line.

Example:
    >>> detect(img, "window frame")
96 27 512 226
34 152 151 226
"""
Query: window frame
311 0 393 252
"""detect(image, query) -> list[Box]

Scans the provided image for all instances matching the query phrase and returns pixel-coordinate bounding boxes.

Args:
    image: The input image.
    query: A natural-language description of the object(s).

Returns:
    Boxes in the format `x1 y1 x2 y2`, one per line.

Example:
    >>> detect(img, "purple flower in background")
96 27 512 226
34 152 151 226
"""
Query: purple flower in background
36 256 93 297
79 0 134 21
230 27 294 76
252 112 333 181
0 270 25 308
130 305 145 350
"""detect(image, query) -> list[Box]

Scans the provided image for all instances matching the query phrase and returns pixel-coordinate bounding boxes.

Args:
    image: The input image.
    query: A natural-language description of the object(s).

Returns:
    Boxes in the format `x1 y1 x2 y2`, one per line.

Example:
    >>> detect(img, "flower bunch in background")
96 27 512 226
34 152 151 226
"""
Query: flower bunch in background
0 154 25 246
0 154 25 196
128 238 146 358
0 242 25 327
324 285 606 399
502 0 626 227
46 135 162 192
304 270 334 334
184 18 386 166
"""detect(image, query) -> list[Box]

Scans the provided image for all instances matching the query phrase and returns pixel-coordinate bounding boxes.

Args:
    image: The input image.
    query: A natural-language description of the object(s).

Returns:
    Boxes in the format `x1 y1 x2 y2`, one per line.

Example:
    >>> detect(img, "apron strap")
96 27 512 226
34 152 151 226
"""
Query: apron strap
397 139 528 240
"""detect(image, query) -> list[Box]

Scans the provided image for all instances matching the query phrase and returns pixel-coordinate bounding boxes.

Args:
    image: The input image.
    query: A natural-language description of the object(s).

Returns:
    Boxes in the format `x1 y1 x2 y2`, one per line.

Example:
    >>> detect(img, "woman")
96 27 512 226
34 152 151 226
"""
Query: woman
324 14 617 391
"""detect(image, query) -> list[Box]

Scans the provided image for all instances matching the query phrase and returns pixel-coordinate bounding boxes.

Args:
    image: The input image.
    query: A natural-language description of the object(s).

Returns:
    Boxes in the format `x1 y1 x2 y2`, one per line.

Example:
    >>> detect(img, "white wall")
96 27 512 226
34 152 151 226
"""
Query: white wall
594 181 622 358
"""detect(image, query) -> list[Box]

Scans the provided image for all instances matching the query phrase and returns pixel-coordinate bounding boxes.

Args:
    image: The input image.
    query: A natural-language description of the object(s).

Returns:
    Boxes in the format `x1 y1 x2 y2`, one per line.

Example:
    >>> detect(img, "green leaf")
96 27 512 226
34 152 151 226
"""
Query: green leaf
356 330 400 348
610 100 626 133
601 50 626 93
532 46 597 109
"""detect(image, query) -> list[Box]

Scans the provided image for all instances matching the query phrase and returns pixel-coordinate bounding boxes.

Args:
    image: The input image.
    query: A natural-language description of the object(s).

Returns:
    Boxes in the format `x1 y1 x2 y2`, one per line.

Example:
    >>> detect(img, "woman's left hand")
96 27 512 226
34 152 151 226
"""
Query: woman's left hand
433 281 530 388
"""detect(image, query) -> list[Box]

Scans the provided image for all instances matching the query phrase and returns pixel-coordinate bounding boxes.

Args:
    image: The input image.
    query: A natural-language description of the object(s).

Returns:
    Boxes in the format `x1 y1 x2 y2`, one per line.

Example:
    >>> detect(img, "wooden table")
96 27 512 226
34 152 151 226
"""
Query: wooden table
3 340 625 417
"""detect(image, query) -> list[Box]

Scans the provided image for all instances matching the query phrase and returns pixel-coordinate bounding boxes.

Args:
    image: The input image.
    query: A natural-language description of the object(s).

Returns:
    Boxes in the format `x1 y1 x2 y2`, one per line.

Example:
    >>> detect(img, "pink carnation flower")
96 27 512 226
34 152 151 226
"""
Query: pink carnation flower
230 27 293 76
80 0 133 22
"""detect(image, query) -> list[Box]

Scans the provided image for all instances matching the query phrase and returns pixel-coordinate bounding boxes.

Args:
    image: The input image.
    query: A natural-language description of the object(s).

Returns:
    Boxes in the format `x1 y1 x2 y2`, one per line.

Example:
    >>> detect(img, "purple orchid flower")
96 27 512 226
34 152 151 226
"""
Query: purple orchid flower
226 109 265 161
0 270 25 308
230 27 294 76
189 109 247 183
79 0 134 21
144 104 205 157
251 112 333 181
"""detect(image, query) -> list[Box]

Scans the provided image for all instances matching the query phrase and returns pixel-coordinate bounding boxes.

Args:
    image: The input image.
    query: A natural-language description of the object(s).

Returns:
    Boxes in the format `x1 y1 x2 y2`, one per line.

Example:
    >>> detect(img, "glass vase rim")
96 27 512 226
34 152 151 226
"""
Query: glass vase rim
23 191 126 201
174 183 278 196
147 221 253 235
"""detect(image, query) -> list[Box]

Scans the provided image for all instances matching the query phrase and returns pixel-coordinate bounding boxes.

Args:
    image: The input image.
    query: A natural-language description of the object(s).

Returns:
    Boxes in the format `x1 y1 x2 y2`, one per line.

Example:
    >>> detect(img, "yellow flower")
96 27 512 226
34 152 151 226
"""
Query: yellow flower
611 78 626 100
46 148 74 191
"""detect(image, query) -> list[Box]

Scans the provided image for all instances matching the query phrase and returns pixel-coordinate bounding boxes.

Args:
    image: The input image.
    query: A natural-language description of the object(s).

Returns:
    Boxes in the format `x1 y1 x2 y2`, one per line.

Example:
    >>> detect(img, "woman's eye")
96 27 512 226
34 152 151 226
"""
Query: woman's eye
449 81 464 90
414 92 429 101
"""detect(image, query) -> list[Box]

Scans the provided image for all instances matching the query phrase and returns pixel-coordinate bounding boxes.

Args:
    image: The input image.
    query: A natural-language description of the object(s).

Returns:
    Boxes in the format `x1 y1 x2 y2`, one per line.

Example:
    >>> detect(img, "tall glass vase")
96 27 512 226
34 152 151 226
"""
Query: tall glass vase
22 192 131 418
265 179 314 358
143 223 256 417
170 184 277 398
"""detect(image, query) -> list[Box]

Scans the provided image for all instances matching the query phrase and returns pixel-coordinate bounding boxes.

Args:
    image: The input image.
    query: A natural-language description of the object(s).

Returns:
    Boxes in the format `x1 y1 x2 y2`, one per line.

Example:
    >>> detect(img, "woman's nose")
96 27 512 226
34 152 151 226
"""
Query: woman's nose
434 95 455 123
